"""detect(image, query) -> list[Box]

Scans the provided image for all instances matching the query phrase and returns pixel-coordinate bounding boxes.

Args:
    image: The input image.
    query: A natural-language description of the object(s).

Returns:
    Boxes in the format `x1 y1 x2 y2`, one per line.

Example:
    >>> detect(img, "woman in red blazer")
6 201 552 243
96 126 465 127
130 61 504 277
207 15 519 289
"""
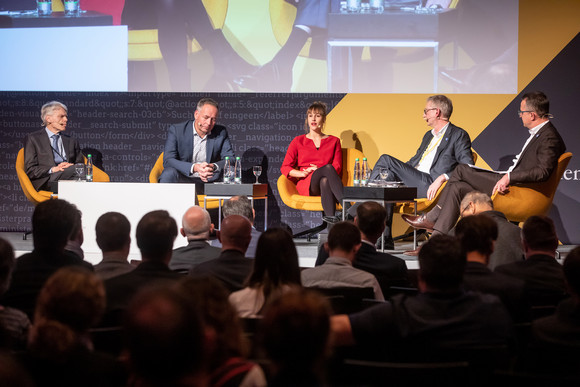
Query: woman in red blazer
281 101 343 223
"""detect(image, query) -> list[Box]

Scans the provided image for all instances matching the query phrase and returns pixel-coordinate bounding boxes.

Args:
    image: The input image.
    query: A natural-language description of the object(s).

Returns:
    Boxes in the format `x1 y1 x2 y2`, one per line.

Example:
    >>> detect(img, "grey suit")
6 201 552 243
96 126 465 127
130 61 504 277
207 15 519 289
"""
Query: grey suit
159 120 235 183
169 239 221 273
24 129 83 191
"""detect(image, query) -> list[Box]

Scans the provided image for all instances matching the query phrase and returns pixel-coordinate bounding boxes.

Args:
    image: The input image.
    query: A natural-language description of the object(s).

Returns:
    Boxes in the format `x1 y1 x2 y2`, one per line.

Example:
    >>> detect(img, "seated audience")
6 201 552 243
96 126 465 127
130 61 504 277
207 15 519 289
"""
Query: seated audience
211 195 262 258
93 212 134 280
64 207 84 260
123 284 206 387
302 221 384 301
455 215 529 322
229 228 302 317
20 267 125 386
495 215 567 307
259 288 332 386
170 205 220 273
454 191 524 269
1 199 92 318
189 215 254 293
177 277 267 386
0 237 30 351
331 235 514 360
103 210 181 326
316 201 410 293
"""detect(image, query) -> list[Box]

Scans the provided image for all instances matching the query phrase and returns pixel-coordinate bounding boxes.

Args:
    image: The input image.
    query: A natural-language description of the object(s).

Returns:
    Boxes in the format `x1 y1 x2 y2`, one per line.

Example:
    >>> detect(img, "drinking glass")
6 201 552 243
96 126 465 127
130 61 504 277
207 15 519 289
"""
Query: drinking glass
379 168 389 182
74 163 85 182
253 165 262 184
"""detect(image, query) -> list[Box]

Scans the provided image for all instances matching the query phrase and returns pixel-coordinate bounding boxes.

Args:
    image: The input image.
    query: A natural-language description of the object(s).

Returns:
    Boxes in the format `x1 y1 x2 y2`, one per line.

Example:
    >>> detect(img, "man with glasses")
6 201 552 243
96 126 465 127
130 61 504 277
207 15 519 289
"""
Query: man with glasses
356 94 473 249
403 91 566 244
159 97 235 185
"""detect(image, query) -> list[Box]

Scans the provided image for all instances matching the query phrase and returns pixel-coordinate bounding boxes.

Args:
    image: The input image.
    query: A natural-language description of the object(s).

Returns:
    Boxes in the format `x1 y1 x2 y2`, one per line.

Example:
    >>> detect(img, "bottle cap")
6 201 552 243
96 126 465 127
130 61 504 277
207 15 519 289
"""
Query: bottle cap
363 157 367 160
355 158 359 161
88 154 92 157
236 157 240 160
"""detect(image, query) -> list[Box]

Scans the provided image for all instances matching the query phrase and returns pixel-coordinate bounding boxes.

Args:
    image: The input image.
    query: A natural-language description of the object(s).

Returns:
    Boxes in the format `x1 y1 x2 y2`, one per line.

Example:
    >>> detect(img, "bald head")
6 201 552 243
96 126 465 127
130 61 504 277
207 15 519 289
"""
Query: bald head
181 206 212 241
218 215 252 253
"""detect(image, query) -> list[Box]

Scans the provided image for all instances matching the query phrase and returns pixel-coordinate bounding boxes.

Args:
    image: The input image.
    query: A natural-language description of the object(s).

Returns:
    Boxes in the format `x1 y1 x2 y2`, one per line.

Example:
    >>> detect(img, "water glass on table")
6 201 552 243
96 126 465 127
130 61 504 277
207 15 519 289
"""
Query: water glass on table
253 165 262 184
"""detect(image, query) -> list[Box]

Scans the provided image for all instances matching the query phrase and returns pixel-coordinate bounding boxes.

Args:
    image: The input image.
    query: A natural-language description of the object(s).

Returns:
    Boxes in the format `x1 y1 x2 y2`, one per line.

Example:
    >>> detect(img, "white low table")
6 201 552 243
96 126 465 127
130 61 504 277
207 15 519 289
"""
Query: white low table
58 181 196 264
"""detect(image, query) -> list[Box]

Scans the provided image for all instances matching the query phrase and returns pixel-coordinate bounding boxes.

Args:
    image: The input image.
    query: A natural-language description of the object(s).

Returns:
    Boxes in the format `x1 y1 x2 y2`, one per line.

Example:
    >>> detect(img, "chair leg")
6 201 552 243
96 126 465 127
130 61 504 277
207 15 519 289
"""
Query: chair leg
22 230 32 240
393 229 427 242
293 222 327 240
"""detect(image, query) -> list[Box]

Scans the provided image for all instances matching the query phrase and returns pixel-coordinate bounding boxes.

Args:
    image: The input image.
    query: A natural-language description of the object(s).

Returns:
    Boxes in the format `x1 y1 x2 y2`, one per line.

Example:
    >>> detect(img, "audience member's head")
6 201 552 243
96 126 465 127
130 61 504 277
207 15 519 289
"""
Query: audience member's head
180 206 213 241
355 201 387 243
176 276 247 369
32 199 79 253
455 214 498 261
0 352 34 387
68 206 83 245
0 237 15 295
124 284 205 386
426 94 453 120
96 212 131 254
222 195 254 224
418 234 465 293
218 215 252 254
136 210 178 262
327 221 361 260
563 247 580 298
247 228 301 299
459 191 494 218
260 289 331 379
29 267 105 358
522 215 558 256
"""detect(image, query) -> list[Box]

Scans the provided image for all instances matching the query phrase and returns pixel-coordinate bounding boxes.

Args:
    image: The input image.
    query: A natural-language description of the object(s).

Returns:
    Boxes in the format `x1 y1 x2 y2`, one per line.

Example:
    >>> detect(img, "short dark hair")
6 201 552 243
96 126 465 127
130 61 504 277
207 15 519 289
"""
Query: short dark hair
223 195 254 222
455 214 498 257
136 210 177 260
563 247 580 296
0 237 15 295
522 215 558 252
327 221 361 253
356 201 387 241
196 97 219 111
521 91 550 118
419 235 465 292
95 212 131 252
32 199 79 252
427 95 453 119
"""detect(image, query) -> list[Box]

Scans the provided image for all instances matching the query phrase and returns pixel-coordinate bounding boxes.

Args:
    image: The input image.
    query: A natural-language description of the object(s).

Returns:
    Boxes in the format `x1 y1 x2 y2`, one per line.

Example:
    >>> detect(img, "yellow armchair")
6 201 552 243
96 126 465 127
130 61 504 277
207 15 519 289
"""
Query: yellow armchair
491 152 572 223
149 152 219 209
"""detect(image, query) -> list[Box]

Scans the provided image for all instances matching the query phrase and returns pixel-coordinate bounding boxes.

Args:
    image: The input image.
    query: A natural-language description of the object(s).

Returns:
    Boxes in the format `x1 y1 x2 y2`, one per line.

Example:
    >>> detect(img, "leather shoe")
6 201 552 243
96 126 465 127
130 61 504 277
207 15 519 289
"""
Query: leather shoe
403 246 421 256
322 216 341 224
401 214 434 232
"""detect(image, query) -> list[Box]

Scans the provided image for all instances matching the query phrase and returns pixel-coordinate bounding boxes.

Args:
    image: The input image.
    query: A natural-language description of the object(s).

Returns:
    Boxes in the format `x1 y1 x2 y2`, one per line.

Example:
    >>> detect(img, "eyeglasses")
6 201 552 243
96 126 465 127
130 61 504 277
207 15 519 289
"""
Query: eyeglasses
517 110 534 116
460 202 473 217
423 108 438 114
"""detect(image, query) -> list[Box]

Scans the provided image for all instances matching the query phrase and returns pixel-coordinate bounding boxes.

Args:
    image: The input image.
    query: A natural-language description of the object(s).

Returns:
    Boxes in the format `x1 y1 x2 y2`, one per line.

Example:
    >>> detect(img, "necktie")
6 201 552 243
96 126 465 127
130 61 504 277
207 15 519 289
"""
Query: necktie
52 134 64 163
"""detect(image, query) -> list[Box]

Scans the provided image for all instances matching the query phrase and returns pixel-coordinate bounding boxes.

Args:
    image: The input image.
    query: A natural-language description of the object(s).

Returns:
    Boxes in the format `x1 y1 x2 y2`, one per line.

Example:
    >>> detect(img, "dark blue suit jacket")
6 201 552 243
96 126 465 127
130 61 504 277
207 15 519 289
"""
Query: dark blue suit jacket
406 123 474 180
163 120 235 182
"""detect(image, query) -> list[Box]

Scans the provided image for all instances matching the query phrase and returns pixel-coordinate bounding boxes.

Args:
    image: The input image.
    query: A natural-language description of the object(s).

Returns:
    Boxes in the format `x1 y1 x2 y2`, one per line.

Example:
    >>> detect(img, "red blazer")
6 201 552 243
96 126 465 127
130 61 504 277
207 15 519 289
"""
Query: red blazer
281 134 342 196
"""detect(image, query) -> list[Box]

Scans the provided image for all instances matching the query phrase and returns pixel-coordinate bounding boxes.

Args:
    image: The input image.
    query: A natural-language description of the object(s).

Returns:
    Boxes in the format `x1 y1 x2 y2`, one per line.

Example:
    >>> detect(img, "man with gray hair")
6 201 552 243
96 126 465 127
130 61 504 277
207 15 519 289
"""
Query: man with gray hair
455 191 523 269
159 97 235 185
211 195 261 258
24 101 84 192
170 206 221 273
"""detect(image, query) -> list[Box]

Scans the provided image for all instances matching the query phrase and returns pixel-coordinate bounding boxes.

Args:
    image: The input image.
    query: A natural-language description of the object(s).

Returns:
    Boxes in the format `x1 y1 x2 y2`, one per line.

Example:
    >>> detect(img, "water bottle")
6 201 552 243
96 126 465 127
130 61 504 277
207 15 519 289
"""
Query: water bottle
86 154 93 182
234 157 242 184
353 158 360 186
361 158 369 186
223 156 231 184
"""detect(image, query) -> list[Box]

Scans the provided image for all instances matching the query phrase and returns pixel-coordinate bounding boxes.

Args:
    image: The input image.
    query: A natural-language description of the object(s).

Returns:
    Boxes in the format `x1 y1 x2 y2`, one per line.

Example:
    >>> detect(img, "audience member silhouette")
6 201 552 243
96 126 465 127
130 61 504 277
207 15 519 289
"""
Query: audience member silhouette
170 206 221 273
229 228 302 317
93 212 134 280
1 199 92 319
189 215 254 293
302 221 384 300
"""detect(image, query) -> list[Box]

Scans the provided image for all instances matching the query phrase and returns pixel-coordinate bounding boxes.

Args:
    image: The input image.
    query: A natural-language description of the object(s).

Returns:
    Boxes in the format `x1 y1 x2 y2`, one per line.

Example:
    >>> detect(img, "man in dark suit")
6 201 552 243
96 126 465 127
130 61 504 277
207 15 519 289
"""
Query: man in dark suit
404 91 566 237
316 201 409 294
1 199 92 318
103 210 181 326
495 215 567 308
351 95 473 248
454 191 523 270
189 215 253 293
24 101 84 192
455 214 529 322
159 97 235 185
170 205 221 273
93 212 135 280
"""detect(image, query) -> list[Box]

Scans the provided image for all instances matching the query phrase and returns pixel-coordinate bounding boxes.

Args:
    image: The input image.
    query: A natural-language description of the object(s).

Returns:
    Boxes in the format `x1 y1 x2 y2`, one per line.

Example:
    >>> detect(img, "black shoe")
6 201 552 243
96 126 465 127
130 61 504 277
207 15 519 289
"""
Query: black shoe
322 216 341 224
376 238 395 251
